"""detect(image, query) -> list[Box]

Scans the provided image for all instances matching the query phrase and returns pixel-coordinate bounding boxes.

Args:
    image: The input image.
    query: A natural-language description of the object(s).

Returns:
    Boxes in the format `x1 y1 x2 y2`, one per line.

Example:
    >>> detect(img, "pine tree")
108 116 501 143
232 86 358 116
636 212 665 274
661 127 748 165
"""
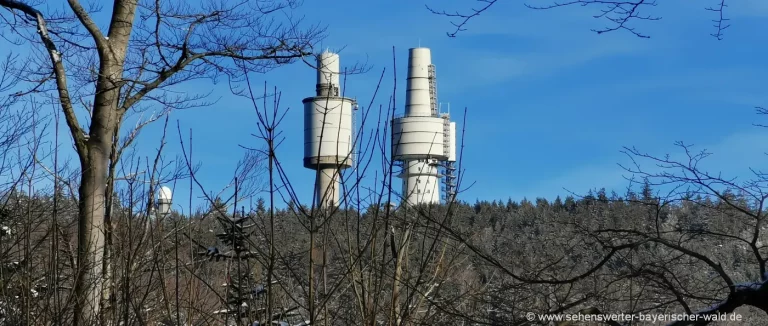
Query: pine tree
583 190 596 203
256 198 266 215
564 196 577 212
641 179 653 201
505 198 516 211
553 196 564 210
199 193 295 325
597 188 608 203
473 201 482 214
535 197 549 208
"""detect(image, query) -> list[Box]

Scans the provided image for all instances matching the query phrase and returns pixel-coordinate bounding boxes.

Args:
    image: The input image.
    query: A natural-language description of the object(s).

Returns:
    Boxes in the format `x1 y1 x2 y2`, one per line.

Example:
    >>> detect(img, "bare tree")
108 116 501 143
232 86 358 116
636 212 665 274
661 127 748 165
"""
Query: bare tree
605 138 768 324
427 0 731 39
0 0 323 324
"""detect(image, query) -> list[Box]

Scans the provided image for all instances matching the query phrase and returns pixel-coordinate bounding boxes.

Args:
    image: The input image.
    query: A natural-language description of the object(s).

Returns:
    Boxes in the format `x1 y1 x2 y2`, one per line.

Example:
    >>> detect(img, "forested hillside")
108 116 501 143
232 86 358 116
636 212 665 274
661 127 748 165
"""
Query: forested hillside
0 0 764 325
2 182 766 325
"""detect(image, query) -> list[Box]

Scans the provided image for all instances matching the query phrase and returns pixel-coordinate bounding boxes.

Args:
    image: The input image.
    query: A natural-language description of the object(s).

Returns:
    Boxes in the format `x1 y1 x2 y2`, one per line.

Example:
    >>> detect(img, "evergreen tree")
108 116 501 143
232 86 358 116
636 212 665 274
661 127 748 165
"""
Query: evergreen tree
506 198 518 211
553 196 564 210
256 198 266 215
564 196 577 212
199 198 285 325
535 197 549 208
597 188 608 203
641 179 653 201
473 200 482 214
519 198 532 208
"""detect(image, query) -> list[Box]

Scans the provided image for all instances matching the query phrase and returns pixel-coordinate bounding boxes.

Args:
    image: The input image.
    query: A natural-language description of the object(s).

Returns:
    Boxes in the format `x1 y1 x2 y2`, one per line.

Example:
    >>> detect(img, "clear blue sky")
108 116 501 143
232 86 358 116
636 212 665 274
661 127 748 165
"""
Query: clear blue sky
10 1 768 212
134 0 768 211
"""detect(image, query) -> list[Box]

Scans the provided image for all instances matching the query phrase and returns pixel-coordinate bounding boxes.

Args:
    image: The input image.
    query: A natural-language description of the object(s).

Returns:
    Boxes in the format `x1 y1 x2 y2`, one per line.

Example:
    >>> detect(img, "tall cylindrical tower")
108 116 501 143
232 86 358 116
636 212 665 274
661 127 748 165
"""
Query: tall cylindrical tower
392 48 451 205
303 51 356 208
405 48 433 117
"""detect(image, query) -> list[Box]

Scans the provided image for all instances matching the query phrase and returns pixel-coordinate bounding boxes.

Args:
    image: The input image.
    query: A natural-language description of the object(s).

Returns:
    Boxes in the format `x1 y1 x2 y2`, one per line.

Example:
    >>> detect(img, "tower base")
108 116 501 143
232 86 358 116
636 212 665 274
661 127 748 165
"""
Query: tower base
398 159 441 205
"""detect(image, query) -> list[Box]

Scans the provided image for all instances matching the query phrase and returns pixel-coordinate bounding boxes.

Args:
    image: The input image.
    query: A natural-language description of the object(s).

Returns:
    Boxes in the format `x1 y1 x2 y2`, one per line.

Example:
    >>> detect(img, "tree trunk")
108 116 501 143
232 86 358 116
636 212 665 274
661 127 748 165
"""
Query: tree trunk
73 62 123 325
100 126 121 325
74 142 110 325
390 226 411 326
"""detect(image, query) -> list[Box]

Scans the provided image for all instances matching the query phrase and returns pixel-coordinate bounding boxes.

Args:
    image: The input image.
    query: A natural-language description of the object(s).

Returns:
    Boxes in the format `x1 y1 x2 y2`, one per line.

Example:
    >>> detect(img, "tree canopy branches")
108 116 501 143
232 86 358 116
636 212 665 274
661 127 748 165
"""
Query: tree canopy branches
428 0 732 39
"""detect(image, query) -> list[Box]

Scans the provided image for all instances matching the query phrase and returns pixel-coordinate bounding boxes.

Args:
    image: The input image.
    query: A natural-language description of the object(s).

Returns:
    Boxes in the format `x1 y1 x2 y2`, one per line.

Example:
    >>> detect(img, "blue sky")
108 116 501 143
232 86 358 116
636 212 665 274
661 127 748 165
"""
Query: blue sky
7 0 768 212
124 0 768 211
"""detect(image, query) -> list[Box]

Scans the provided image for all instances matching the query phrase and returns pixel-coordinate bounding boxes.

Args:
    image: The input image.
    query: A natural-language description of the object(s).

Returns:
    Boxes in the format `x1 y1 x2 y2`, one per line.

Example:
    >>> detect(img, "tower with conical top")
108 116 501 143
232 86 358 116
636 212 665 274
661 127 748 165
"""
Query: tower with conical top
392 47 457 205
303 51 357 208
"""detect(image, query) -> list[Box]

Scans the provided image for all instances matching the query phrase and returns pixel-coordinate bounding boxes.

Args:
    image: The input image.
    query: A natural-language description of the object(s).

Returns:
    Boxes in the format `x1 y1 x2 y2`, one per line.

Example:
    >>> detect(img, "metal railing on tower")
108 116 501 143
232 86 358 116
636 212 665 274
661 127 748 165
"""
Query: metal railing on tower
428 64 438 117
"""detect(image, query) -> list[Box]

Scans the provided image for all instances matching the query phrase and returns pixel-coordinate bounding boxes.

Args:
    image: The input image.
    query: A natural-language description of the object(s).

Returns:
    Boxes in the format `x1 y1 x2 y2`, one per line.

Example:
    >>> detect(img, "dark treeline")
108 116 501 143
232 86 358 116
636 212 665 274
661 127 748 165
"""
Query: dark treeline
0 0 762 325
2 180 766 325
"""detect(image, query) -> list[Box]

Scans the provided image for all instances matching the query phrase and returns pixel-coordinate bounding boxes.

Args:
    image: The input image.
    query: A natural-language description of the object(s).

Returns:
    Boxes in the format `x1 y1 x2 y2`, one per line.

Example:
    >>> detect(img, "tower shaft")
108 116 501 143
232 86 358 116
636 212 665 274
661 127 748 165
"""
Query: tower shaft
393 47 451 206
400 159 441 205
315 167 341 208
303 51 356 209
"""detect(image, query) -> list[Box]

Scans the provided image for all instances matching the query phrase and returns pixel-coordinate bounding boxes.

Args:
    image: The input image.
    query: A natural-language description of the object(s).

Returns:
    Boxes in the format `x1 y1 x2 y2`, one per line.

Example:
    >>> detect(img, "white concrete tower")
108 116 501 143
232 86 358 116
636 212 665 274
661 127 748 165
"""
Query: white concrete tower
392 48 456 205
303 51 357 208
